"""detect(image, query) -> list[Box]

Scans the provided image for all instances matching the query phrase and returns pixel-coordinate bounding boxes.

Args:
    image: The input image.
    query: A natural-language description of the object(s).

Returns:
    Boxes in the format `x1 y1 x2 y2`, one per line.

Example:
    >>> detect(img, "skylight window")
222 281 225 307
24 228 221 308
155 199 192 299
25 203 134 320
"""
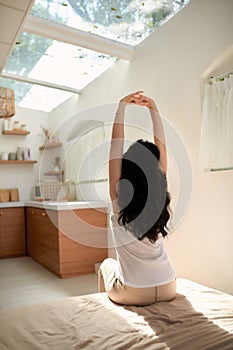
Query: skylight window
1 31 117 111
1 0 190 112
31 0 190 46
3 32 117 90
0 76 73 112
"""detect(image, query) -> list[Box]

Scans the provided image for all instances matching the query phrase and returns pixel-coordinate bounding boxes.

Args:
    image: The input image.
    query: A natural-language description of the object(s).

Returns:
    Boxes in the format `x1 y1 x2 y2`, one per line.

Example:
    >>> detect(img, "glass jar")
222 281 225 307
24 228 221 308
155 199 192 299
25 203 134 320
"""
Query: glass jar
20 124 27 131
13 121 20 130
8 152 17 160
4 119 12 131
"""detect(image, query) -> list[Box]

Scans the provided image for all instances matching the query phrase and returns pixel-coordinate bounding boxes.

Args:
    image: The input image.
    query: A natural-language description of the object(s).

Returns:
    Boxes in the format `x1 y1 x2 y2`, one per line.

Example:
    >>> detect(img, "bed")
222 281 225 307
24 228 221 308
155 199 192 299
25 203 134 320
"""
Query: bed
0 278 232 350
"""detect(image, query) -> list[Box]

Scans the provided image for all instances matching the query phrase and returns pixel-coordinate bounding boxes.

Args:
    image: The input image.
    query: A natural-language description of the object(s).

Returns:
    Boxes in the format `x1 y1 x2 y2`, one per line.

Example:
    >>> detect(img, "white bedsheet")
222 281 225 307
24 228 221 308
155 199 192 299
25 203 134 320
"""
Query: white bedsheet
0 278 232 350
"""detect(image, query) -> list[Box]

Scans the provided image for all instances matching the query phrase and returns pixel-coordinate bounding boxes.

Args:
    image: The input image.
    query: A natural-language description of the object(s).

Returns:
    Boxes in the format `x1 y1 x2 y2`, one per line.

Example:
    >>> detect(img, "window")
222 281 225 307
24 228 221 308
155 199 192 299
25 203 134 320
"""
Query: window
1 0 190 111
200 72 233 171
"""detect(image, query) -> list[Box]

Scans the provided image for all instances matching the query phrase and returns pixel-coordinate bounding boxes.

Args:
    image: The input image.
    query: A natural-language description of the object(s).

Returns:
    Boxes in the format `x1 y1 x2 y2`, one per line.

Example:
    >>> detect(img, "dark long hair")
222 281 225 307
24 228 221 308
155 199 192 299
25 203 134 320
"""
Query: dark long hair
117 139 171 243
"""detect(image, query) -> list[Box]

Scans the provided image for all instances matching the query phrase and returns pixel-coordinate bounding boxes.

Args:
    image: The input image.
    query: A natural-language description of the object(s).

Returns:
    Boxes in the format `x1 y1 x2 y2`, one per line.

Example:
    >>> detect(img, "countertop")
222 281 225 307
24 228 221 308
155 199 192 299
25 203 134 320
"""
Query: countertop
0 200 109 211
0 201 25 208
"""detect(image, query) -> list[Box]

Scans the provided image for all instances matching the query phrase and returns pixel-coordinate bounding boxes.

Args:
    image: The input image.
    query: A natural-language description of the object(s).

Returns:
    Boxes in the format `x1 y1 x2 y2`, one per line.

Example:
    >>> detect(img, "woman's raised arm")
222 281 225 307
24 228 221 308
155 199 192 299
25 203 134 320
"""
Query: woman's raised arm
109 91 143 201
137 95 167 174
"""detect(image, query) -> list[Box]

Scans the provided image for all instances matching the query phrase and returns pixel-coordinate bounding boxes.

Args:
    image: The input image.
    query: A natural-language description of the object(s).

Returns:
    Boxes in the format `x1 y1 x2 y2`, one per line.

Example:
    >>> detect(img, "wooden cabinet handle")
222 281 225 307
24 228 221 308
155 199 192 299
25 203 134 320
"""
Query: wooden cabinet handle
31 210 35 215
41 212 47 217
0 211 3 216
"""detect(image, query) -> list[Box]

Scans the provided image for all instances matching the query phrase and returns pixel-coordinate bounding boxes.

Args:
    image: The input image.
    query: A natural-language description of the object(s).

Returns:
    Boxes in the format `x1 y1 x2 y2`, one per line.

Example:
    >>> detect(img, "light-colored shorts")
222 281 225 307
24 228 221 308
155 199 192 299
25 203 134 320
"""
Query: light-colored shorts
98 258 176 306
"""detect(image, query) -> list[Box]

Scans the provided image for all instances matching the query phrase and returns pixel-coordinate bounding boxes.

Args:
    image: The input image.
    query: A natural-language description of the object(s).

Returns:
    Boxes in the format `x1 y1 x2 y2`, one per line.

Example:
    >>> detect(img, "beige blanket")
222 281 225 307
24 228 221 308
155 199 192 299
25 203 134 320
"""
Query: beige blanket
0 278 232 350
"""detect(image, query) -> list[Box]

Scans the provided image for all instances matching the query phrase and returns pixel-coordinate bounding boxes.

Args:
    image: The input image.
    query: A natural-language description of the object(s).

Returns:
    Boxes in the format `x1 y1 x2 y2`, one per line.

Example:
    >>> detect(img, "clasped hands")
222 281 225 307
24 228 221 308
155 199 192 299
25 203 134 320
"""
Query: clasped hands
120 91 158 112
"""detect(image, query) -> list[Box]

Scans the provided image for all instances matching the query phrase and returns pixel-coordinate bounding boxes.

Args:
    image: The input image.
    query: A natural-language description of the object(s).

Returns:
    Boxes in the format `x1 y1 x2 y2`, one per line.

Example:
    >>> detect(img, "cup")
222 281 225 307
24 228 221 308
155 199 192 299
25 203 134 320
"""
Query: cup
1 152 8 160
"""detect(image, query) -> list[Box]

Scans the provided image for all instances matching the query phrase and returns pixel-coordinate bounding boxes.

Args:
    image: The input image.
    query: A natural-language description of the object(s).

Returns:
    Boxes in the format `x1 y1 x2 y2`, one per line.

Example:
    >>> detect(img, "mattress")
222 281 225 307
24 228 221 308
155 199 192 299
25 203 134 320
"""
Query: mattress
0 278 232 350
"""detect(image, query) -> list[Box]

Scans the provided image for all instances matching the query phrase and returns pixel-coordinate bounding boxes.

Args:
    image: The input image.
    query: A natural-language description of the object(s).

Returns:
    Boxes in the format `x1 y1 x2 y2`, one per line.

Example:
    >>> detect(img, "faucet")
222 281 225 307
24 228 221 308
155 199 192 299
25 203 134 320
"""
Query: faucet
63 179 76 201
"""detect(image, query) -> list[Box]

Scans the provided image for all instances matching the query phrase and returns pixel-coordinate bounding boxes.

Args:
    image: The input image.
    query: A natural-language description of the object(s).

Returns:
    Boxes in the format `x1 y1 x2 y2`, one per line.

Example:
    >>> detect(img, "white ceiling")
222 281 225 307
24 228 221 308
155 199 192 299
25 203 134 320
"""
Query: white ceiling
0 0 35 73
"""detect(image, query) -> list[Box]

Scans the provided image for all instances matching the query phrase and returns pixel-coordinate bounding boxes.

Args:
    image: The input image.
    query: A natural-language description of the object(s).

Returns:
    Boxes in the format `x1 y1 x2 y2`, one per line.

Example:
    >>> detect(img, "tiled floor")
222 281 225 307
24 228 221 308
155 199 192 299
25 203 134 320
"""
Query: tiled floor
0 257 98 310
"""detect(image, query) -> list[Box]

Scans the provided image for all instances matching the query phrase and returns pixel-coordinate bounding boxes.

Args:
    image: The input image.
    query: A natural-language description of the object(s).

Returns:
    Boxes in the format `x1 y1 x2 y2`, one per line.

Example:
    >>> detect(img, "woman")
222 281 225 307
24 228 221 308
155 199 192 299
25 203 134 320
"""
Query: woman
98 91 176 306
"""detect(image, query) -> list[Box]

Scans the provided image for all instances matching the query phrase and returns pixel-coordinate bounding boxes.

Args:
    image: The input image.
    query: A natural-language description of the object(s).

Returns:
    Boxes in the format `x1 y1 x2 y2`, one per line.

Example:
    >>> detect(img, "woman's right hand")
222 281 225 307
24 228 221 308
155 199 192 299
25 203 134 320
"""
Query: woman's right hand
119 91 144 104
136 94 159 112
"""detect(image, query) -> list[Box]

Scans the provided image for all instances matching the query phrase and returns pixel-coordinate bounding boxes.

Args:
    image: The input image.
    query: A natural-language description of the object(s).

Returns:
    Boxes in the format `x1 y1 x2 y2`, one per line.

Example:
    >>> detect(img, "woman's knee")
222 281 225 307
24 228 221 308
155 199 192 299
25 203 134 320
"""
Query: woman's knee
100 258 117 271
99 258 119 292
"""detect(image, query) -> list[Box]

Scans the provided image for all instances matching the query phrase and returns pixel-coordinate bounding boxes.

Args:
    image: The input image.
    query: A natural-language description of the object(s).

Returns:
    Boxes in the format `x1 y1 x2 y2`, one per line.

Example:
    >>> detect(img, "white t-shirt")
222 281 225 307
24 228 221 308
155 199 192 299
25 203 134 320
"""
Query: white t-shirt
110 212 176 288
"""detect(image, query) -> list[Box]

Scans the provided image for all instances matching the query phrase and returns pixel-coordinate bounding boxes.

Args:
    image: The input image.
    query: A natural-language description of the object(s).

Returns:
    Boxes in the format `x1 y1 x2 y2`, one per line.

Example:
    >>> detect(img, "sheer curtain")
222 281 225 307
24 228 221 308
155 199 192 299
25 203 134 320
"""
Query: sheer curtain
200 73 233 170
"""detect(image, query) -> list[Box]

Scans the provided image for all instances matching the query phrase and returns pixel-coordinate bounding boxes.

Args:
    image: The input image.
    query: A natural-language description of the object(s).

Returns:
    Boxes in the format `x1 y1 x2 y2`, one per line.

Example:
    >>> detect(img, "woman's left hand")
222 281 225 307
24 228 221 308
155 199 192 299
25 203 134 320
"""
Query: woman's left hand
135 94 159 112
120 91 144 104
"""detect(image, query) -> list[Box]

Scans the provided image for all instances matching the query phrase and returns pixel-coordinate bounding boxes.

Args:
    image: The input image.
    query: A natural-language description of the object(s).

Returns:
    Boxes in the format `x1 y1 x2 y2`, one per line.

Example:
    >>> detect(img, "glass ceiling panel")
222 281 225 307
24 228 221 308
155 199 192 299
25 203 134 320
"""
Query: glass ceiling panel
3 32 117 91
0 76 73 112
31 0 190 46
1 0 190 112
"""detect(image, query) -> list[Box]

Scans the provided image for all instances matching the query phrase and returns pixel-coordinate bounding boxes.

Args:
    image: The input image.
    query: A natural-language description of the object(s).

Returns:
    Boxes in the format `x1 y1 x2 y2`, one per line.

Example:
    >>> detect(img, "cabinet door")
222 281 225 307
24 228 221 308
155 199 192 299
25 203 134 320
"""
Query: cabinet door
58 208 108 278
0 208 25 258
26 207 60 275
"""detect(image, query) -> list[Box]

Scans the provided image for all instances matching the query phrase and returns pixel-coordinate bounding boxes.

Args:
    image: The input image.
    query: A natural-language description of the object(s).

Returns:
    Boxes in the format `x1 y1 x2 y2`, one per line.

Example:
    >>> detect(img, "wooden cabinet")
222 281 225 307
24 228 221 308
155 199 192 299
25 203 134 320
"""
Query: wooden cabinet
26 208 60 275
26 207 108 278
0 207 26 258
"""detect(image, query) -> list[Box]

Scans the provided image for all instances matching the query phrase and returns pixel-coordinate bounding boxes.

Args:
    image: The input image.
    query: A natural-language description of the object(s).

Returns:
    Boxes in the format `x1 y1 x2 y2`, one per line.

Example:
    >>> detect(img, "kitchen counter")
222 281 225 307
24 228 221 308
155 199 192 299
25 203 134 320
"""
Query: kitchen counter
1 200 109 275
26 202 108 278
26 200 109 210
0 202 25 208
0 200 109 210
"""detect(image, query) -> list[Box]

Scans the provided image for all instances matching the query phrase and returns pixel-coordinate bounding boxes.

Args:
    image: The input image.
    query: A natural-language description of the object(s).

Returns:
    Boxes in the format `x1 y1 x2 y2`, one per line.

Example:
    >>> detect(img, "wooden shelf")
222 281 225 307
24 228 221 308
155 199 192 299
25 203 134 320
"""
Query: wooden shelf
39 143 62 150
44 171 64 176
2 130 30 135
0 160 37 164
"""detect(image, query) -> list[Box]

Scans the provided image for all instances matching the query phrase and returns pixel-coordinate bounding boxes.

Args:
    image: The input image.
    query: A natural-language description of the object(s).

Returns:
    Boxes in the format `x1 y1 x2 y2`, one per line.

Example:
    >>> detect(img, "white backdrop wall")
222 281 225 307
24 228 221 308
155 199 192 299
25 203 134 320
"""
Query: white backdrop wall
50 0 233 294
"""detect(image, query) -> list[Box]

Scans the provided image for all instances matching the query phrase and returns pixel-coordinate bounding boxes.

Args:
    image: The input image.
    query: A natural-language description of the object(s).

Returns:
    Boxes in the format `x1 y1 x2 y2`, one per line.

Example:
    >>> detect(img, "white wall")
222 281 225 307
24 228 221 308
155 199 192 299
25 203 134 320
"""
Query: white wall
0 106 50 200
50 0 233 294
